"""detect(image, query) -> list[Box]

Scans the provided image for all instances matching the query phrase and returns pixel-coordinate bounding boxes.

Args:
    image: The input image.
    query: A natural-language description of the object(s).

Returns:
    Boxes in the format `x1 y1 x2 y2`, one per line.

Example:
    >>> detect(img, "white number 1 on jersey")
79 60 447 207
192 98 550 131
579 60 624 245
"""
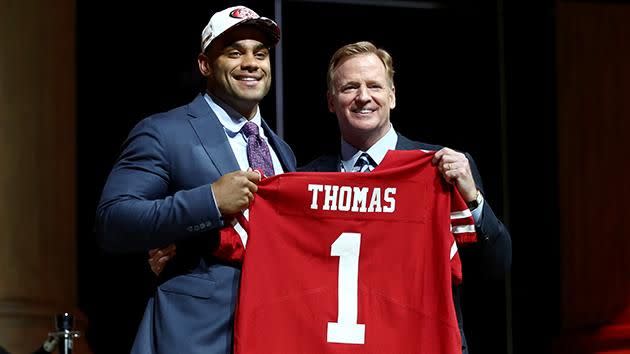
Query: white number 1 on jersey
327 232 366 344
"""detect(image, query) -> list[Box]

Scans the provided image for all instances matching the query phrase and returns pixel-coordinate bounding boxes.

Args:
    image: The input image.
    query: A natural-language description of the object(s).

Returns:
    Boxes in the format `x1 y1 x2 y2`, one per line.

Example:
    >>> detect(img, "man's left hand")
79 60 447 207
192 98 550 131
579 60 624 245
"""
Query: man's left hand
432 147 478 201
148 244 177 276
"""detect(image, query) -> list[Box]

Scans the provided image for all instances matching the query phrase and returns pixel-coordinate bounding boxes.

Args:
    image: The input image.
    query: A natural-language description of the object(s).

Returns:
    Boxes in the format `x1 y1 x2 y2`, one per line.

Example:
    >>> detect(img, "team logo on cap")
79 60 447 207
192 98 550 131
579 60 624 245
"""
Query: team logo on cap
230 7 258 20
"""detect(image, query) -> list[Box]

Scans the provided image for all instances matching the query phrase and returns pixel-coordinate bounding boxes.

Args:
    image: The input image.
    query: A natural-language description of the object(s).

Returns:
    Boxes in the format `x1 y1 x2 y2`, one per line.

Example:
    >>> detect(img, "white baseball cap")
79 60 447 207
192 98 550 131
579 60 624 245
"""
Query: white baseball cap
201 5 280 52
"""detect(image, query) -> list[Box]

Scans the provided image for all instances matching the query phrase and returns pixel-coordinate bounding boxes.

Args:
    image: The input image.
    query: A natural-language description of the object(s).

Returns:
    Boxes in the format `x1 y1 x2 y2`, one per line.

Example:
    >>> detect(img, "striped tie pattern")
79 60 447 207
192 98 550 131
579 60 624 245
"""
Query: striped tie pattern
352 153 375 172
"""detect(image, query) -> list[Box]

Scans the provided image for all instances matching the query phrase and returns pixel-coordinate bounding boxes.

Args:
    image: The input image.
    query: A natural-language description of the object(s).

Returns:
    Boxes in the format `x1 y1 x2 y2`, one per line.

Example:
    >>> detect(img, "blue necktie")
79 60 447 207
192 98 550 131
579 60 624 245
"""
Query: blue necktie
352 153 375 172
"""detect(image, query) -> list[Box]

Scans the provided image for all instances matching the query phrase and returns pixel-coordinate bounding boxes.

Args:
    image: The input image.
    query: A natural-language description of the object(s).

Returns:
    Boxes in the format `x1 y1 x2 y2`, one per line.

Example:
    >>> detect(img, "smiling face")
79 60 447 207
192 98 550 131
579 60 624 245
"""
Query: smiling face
327 52 396 151
198 25 272 118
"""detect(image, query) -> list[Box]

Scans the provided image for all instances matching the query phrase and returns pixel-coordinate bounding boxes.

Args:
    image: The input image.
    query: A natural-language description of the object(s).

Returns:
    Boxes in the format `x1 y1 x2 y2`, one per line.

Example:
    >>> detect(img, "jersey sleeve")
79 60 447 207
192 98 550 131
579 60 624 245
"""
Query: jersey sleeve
211 212 248 263
450 188 478 245
449 188 476 285
450 242 463 285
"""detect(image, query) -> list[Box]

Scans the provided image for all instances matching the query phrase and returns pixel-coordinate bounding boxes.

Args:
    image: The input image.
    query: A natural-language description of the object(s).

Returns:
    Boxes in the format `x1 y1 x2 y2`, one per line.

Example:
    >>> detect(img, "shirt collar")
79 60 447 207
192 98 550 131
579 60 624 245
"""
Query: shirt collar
340 124 398 172
203 92 266 138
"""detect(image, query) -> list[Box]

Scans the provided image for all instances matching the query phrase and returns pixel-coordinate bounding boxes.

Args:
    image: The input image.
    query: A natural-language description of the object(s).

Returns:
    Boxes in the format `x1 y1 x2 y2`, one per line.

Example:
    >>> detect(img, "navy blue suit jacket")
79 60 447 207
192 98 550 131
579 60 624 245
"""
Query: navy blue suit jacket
96 94 296 354
299 134 512 354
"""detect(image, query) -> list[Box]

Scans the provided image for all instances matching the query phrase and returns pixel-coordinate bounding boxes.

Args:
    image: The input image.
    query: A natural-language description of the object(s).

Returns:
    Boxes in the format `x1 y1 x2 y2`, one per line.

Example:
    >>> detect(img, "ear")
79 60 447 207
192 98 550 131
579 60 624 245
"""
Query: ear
389 85 396 109
326 90 335 113
197 53 212 78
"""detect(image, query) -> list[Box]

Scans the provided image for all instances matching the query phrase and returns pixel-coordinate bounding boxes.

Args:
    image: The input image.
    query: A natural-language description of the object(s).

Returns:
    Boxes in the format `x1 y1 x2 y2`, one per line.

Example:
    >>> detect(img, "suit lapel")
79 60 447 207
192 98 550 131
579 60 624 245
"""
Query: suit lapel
311 134 439 172
261 120 296 172
313 134 430 172
324 156 342 172
395 133 440 152
395 134 422 150
314 155 342 172
187 94 240 175
323 134 420 172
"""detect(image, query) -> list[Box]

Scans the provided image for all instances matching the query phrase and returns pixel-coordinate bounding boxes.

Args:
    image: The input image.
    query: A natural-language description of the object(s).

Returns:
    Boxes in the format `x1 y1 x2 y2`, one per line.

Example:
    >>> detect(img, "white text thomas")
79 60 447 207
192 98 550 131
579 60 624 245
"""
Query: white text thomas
308 184 397 213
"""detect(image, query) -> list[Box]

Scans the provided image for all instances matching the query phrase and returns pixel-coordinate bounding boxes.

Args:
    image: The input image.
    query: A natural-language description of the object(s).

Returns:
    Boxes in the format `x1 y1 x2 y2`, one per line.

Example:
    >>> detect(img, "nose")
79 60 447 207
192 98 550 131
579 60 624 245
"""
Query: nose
355 85 371 103
241 52 259 72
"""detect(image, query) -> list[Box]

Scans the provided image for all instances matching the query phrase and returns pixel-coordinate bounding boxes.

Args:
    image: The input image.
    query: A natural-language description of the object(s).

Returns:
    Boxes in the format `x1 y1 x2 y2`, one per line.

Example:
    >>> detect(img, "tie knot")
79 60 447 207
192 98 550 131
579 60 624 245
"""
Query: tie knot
241 121 260 138
353 153 375 172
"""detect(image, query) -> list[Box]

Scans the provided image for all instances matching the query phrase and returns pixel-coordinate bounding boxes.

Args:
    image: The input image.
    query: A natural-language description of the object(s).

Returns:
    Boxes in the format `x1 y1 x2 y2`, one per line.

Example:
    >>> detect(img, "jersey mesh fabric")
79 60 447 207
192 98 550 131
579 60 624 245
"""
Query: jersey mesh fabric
234 150 476 354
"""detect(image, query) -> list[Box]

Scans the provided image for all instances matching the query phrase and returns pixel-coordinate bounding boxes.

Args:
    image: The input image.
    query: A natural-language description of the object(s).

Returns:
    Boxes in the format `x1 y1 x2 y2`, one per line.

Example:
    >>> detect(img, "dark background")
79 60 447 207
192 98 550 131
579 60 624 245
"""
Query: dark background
77 1 559 353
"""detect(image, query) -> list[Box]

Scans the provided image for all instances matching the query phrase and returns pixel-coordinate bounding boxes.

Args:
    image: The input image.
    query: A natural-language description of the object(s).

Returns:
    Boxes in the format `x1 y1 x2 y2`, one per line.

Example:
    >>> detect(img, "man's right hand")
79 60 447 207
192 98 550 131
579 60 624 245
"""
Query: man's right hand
211 170 261 216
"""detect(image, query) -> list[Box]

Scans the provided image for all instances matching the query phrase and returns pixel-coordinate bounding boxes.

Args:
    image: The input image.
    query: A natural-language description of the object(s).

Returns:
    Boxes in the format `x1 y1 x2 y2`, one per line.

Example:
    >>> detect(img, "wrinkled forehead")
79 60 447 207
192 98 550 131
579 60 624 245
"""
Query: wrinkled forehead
332 54 388 81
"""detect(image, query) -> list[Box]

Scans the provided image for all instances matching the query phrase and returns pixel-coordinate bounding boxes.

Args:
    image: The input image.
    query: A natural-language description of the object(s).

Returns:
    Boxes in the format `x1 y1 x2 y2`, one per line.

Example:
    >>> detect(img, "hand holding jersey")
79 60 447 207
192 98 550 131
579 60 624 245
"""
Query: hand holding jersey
433 147 479 203
145 149 480 352
233 150 477 353
299 41 510 354
98 6 297 354
148 148 481 275
211 170 261 215
146 39 512 354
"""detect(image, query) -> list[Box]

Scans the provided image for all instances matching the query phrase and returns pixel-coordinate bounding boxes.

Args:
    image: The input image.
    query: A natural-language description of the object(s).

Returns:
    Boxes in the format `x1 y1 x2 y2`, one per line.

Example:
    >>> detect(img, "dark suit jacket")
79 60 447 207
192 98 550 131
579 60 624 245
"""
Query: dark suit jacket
299 133 512 354
96 94 296 354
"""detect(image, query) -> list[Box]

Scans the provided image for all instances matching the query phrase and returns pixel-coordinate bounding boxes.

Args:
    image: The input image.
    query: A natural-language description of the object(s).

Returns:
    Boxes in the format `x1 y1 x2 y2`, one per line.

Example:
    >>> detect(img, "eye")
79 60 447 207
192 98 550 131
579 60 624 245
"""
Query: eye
227 51 241 58
341 85 358 93
254 51 268 60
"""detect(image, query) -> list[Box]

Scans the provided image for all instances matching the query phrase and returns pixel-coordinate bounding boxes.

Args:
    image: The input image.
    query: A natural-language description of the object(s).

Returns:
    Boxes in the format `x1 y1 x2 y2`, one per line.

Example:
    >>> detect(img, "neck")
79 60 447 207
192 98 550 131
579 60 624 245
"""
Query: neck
206 90 258 119
343 131 386 152
233 102 258 119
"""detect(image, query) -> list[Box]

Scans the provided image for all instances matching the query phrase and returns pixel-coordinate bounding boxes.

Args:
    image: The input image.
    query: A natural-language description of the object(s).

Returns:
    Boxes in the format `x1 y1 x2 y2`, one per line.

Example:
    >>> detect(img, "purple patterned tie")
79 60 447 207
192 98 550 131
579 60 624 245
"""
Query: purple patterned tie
241 121 275 177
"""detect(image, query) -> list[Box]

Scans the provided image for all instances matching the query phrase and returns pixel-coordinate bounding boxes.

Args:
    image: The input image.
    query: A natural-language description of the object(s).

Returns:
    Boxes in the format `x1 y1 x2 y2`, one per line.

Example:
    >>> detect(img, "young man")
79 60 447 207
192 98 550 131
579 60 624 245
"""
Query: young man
96 6 296 354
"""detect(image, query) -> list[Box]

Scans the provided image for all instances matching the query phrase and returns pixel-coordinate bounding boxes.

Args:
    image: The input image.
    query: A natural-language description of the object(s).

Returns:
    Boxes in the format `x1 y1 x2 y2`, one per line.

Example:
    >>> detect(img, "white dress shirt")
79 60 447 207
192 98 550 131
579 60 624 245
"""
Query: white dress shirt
339 124 483 222
204 93 284 175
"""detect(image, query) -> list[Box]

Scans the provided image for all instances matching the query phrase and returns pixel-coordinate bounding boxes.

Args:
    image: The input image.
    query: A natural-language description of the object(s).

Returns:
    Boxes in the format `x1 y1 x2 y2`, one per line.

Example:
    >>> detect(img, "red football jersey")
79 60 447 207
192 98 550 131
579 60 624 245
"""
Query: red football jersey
234 150 476 354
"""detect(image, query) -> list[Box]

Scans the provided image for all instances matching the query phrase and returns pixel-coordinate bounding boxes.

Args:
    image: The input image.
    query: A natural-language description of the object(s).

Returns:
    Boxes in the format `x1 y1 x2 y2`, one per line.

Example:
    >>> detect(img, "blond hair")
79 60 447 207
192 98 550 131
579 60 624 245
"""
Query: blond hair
326 41 395 93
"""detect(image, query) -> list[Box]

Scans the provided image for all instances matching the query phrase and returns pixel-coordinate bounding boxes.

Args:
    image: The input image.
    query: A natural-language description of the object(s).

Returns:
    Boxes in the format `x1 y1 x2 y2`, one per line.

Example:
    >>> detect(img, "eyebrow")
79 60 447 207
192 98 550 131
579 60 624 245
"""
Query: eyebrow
229 42 269 52
340 81 359 87
340 79 384 87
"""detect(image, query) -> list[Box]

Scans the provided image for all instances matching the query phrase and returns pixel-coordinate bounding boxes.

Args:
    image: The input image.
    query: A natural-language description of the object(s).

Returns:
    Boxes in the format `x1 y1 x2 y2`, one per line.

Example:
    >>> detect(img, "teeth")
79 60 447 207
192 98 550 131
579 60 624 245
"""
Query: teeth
240 77 256 81
358 109 372 113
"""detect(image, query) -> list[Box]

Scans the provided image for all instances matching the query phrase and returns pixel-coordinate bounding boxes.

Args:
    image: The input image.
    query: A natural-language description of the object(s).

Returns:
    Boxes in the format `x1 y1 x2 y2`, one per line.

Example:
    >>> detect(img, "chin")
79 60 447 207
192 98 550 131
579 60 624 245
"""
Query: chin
239 92 266 102
347 120 379 132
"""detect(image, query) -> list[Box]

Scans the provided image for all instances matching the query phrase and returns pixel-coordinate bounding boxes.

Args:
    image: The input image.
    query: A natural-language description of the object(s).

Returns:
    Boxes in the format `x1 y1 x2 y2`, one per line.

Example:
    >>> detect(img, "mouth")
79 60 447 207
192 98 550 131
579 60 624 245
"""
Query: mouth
352 107 376 115
233 74 262 88
234 74 261 81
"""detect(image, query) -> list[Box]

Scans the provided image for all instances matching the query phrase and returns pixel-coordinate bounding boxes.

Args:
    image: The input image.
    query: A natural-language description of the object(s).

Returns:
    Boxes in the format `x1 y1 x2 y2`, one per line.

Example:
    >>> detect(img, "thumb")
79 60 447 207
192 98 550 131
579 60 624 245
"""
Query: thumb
246 169 262 182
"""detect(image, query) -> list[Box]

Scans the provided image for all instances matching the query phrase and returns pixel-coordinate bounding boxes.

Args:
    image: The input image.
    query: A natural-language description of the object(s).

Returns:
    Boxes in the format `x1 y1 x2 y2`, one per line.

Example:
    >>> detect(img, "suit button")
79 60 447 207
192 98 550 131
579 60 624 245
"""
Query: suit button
194 225 200 231
187 226 193 232
205 221 212 228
